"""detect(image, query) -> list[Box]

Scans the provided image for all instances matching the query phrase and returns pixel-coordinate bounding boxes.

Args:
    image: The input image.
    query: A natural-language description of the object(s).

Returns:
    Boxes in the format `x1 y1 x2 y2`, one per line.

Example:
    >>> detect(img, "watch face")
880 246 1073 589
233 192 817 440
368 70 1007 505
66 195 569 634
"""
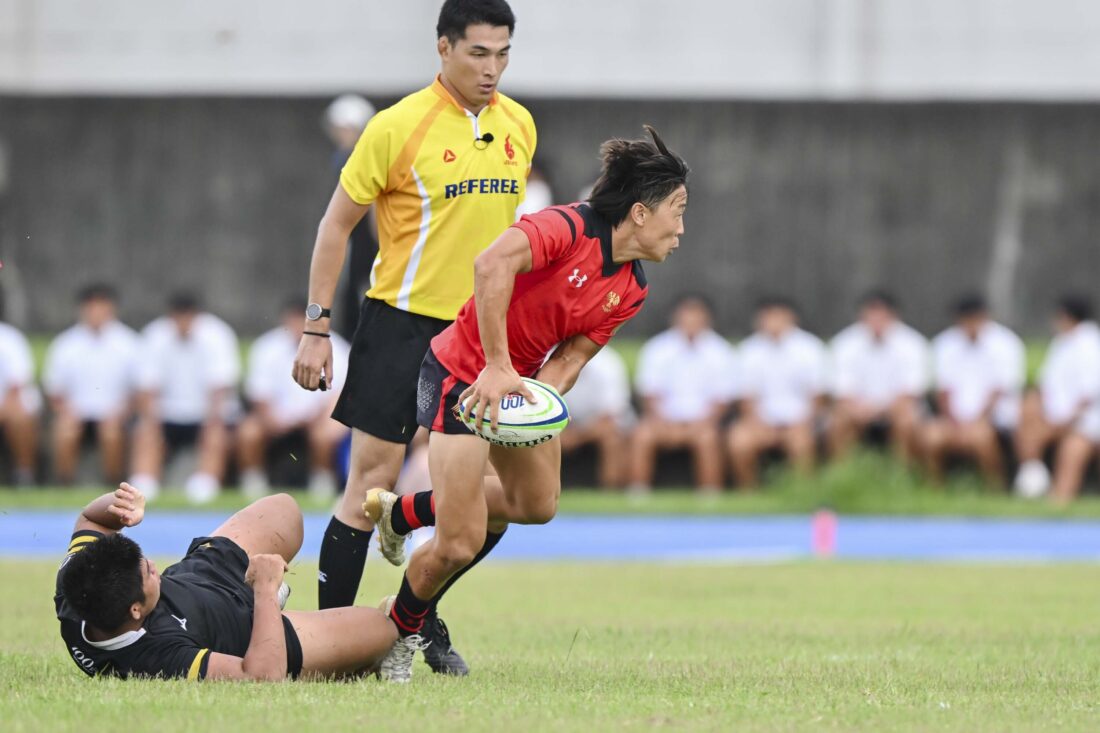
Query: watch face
306 304 322 320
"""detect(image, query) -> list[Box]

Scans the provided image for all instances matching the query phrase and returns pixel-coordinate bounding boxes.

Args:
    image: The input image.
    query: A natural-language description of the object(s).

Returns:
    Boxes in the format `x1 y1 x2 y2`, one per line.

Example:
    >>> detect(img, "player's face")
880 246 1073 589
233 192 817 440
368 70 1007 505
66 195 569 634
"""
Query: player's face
438 24 512 110
673 301 711 338
170 311 196 337
958 313 986 340
80 297 116 330
757 306 796 339
636 186 688 262
860 304 894 338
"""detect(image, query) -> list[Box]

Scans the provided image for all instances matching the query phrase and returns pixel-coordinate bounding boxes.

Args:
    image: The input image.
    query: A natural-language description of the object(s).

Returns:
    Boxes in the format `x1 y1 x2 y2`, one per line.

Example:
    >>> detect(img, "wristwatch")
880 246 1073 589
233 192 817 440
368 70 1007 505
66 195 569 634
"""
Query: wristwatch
305 303 331 321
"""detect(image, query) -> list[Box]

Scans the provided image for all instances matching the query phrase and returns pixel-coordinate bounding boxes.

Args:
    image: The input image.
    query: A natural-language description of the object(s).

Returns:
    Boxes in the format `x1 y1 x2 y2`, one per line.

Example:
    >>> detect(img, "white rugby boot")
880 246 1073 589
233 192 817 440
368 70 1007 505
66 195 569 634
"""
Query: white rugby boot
378 633 430 683
363 488 408 566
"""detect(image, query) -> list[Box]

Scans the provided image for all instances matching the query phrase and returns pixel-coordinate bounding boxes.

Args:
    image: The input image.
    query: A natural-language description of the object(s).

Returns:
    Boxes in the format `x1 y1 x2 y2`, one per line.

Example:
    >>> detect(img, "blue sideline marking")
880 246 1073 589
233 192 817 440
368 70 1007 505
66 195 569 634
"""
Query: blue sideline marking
2 511 1100 562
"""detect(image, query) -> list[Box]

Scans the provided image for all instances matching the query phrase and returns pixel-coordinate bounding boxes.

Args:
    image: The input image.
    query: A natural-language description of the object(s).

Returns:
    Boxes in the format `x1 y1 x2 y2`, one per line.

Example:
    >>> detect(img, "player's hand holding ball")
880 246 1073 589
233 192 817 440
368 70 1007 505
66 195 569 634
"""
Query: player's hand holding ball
459 362 536 433
245 554 288 591
458 368 570 448
106 482 145 527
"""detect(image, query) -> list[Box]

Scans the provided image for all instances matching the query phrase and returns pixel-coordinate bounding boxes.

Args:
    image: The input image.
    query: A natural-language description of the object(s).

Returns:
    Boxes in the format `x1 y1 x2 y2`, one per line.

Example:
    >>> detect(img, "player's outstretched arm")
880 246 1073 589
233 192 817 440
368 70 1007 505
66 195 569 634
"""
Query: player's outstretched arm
72 482 145 537
537 335 603 396
292 185 369 392
204 554 289 681
460 228 538 431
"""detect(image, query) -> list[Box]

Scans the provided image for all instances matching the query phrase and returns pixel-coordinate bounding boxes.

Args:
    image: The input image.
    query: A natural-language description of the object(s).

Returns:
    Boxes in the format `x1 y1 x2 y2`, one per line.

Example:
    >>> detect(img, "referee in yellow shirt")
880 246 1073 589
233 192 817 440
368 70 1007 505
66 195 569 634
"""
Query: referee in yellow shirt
292 0 535 675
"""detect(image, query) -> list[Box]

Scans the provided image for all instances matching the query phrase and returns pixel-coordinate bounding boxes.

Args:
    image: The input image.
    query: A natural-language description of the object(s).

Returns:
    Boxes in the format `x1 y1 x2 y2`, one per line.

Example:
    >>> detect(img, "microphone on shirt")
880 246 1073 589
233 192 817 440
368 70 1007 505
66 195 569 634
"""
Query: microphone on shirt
478 132 495 144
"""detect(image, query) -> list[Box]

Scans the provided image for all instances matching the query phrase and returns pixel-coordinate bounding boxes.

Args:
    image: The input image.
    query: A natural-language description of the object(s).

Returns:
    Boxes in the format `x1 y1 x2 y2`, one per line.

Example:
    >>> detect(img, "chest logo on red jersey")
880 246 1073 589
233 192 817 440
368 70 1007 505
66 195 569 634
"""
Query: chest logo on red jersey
504 134 515 161
602 292 621 313
443 149 456 163
567 269 588 288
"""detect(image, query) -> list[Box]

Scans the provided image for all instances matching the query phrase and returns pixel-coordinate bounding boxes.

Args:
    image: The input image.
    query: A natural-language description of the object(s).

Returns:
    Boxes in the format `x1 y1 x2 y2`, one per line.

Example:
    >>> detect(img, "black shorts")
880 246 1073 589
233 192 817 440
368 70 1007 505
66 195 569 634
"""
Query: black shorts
177 536 304 679
415 348 474 436
332 297 451 444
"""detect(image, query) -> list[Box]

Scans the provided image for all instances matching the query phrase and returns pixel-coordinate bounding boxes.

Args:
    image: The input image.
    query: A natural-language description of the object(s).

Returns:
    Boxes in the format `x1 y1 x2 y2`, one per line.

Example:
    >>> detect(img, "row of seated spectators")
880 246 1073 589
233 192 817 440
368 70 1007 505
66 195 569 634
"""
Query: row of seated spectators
564 292 1099 504
1 285 1097 503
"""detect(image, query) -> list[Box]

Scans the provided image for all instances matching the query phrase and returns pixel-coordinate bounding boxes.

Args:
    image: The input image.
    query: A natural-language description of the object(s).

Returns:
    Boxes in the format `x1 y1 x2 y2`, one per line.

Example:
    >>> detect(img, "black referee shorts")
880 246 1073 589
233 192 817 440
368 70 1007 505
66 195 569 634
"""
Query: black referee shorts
332 296 451 444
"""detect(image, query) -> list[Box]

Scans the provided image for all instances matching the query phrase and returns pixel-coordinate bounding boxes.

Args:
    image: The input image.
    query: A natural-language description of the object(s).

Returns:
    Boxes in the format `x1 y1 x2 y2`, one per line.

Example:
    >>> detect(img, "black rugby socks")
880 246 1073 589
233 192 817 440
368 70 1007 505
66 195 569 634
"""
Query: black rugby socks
391 491 437 535
317 517 373 609
390 574 432 637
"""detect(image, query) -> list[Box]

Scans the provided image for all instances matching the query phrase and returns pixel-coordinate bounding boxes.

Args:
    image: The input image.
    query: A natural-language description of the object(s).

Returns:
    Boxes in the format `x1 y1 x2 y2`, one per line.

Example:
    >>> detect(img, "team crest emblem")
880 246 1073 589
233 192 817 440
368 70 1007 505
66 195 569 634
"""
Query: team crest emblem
504 135 515 161
602 292 621 312
443 149 456 163
568 268 588 288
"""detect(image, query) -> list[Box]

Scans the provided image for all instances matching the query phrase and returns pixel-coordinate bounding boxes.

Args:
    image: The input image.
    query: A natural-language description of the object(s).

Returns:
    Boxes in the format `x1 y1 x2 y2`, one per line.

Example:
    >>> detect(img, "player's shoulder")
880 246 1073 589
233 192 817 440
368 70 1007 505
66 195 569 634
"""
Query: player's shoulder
194 313 238 342
891 321 928 347
0 320 30 348
494 92 535 128
140 316 173 341
932 325 962 351
829 322 864 351
371 85 444 130
791 327 826 351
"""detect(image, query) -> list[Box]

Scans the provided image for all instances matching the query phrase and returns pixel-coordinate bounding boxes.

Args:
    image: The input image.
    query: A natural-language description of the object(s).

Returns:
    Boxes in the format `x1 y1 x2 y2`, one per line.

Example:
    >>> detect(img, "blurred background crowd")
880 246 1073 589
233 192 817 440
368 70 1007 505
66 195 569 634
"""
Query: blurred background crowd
2 1 1100 504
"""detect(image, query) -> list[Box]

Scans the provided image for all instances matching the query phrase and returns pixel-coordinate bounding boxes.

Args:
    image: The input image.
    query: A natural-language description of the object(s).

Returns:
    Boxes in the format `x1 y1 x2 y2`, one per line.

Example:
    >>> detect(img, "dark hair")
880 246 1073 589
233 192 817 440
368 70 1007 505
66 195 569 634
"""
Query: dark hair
1058 294 1093 323
953 293 987 317
77 283 117 305
587 125 690 227
167 291 201 314
61 534 146 633
859 289 897 312
437 0 515 43
755 295 798 314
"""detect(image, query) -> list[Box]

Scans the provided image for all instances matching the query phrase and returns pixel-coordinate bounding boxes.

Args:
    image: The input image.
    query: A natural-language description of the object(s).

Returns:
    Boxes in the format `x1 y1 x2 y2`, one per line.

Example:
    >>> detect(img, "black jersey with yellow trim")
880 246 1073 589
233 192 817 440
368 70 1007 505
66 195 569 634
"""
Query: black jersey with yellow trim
55 531 256 680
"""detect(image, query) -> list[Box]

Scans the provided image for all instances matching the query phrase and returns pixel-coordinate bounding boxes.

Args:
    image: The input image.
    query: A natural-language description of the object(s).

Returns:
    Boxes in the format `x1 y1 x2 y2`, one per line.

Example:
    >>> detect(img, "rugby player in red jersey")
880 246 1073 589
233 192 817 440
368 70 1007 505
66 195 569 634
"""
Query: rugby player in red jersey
363 126 690 681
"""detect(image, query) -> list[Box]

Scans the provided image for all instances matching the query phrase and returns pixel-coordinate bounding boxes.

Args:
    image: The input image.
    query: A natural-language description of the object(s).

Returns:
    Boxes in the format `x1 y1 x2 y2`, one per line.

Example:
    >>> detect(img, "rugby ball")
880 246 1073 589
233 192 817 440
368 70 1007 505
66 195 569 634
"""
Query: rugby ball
458 378 570 447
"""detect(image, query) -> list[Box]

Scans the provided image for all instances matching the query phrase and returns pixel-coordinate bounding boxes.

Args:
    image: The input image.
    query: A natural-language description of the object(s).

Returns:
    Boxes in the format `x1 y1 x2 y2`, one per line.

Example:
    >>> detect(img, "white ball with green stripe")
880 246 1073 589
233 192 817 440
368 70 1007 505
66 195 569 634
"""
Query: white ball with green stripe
459 378 570 447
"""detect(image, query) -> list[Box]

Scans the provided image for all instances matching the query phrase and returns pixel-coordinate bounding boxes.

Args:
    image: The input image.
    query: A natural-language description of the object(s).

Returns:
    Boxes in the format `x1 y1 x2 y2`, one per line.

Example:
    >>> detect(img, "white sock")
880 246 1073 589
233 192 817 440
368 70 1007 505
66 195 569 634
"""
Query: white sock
128 474 161 501
184 472 221 504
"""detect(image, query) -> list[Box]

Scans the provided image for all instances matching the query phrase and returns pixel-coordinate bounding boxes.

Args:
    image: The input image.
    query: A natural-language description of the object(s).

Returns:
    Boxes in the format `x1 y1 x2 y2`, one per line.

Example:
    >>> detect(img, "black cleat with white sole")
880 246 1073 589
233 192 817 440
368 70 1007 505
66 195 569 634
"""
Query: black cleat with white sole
422 608 469 676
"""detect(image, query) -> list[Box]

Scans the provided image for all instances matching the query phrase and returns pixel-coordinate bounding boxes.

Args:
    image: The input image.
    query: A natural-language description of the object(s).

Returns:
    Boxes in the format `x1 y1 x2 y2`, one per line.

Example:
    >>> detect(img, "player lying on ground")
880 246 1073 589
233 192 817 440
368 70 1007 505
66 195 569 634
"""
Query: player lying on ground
55 483 397 680
364 125 690 682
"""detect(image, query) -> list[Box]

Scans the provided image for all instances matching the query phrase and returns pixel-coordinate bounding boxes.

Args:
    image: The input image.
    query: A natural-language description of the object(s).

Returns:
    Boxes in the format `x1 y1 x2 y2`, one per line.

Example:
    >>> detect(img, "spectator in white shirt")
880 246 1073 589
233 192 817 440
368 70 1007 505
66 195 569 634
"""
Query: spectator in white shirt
559 345 633 489
630 295 737 493
129 293 241 504
828 291 929 465
238 299 351 499
921 295 1025 487
43 284 139 485
1014 296 1100 503
0 315 40 486
729 297 827 488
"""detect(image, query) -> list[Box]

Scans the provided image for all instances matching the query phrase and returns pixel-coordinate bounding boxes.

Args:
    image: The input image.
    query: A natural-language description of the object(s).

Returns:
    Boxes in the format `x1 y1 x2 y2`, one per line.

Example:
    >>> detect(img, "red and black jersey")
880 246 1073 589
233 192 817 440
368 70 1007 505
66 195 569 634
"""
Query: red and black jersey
430 203 648 384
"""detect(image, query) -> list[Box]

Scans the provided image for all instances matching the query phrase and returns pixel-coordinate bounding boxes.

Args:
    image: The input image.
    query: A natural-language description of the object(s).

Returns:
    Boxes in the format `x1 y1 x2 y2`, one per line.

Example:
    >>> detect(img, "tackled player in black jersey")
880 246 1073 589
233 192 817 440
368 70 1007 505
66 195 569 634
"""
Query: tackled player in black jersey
56 483 397 680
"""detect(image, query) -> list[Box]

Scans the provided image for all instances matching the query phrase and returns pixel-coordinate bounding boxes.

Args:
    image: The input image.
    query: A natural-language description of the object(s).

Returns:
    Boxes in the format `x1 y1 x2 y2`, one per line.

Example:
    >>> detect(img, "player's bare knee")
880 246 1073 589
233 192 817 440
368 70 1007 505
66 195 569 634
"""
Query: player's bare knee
433 537 480 572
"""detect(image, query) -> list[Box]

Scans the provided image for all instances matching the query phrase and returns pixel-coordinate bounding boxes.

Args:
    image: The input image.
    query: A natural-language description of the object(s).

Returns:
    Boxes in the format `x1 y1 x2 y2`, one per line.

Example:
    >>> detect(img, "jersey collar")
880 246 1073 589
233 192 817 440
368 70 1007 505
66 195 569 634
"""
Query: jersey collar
431 75 499 112
81 621 146 650
575 204 619 277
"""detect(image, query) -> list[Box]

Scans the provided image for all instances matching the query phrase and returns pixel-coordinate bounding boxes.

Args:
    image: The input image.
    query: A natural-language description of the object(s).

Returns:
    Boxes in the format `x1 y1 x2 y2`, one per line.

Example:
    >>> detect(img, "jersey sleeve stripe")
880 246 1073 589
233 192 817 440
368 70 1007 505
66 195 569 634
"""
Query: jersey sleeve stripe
67 535 100 554
187 649 210 681
548 207 577 243
385 99 449 194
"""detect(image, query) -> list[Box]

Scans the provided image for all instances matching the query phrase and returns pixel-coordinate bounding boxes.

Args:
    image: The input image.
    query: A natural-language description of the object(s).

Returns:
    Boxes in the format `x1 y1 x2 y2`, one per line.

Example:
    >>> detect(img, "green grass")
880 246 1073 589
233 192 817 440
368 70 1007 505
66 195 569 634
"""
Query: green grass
5 451 1100 518
2 558 1099 731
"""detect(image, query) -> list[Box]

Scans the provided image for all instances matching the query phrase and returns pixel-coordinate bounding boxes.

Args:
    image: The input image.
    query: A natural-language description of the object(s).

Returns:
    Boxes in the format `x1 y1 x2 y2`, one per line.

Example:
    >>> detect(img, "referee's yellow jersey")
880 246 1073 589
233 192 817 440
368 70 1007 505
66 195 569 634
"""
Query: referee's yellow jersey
340 76 537 321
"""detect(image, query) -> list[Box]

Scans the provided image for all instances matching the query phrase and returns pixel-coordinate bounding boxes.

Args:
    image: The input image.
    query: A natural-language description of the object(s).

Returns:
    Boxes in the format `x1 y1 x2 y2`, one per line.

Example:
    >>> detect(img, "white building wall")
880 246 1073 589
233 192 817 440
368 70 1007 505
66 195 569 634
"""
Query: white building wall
2 0 1100 98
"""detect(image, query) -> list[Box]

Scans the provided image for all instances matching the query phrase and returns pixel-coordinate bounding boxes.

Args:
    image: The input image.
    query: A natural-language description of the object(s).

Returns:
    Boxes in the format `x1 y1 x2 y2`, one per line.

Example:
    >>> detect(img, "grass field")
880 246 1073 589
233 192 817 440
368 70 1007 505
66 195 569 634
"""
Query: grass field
3 557 1099 732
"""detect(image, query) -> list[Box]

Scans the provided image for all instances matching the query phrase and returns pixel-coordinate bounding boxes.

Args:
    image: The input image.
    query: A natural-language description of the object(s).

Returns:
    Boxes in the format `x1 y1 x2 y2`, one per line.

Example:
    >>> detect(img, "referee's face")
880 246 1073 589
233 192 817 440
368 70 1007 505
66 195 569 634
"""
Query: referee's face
439 24 512 111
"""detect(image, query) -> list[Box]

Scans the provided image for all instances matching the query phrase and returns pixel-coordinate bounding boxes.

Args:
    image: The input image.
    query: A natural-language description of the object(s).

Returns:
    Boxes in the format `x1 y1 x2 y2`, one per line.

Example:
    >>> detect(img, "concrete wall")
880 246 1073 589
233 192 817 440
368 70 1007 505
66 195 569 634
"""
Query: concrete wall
3 0 1100 99
2 95 1099 340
